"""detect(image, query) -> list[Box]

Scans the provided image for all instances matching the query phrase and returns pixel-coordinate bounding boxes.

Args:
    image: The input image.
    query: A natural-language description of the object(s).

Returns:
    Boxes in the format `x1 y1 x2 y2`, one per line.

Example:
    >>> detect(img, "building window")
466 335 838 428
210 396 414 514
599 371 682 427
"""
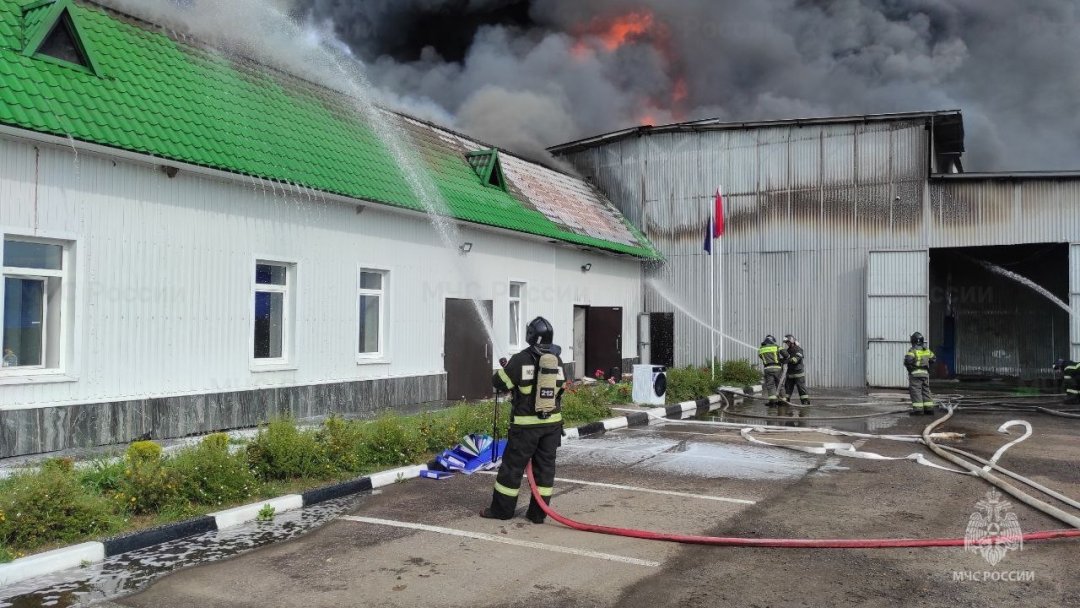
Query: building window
358 269 386 358
509 282 525 349
253 261 292 363
2 238 67 371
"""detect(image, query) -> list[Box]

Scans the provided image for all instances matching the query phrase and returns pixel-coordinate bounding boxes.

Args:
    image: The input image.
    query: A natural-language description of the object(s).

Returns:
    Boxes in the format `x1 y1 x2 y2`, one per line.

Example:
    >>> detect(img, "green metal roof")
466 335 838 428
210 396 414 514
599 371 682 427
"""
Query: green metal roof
0 0 658 258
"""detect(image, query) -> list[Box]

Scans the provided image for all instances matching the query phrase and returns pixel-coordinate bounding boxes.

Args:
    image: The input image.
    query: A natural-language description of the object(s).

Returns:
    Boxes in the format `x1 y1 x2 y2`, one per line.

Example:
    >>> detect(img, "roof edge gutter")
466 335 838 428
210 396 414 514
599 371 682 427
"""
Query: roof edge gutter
0 125 649 261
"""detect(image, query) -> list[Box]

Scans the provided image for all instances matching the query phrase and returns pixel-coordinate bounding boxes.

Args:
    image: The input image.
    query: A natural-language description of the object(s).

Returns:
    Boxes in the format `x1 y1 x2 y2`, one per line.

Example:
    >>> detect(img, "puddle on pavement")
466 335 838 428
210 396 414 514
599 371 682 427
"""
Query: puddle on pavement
0 495 364 608
560 428 818 481
670 399 904 434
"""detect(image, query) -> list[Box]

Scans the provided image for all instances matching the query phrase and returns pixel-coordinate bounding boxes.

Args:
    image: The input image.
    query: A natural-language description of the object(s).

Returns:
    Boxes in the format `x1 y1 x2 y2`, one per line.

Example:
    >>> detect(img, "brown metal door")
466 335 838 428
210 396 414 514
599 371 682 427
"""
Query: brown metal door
586 306 623 380
444 298 494 401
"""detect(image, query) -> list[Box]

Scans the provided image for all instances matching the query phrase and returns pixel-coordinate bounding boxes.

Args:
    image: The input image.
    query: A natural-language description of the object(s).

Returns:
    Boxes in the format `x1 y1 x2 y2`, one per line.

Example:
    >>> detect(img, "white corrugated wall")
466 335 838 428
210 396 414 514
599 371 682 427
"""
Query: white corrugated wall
0 135 641 409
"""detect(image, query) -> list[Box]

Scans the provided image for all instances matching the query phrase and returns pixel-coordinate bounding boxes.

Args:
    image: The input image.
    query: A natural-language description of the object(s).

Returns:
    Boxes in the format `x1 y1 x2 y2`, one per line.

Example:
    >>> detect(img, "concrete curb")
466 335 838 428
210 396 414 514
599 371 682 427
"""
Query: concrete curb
0 389 756 587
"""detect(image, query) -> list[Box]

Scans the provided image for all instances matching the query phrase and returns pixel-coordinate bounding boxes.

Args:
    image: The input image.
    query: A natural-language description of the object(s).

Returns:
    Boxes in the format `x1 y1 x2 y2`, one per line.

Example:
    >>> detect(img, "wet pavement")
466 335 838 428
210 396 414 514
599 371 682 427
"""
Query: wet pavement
3 392 1078 607
0 497 363 608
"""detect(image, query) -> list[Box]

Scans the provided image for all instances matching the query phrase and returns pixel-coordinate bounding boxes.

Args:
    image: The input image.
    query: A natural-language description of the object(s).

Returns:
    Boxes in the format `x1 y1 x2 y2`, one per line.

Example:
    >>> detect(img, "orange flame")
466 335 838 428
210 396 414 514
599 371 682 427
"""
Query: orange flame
596 11 654 51
571 9 689 126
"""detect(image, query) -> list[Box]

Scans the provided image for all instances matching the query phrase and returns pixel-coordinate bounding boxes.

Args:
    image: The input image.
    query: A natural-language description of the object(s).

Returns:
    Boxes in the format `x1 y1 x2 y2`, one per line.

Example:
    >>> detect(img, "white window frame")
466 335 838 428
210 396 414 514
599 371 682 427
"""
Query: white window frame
0 235 73 381
509 280 526 351
250 258 296 371
357 267 389 363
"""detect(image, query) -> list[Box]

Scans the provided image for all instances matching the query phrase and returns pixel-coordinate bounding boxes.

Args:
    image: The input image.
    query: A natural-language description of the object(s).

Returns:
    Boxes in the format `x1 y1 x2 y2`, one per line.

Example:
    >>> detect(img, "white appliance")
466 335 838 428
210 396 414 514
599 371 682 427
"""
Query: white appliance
632 364 667 405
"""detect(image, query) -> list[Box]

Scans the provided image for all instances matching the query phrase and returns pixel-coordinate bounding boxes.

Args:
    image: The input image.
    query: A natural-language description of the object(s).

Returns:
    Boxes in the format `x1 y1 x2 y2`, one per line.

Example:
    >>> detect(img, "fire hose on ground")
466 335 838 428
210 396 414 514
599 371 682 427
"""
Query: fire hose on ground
521 400 1080 548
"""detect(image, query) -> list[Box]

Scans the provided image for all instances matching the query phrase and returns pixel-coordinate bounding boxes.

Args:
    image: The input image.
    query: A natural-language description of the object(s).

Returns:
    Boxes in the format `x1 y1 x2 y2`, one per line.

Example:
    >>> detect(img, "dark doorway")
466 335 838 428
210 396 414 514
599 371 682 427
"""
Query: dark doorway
649 312 675 369
444 298 494 401
585 306 623 380
929 243 1069 384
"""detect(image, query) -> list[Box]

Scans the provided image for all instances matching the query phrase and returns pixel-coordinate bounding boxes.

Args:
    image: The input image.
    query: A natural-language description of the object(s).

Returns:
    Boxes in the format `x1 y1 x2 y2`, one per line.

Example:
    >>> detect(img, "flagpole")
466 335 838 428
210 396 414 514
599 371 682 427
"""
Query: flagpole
718 185 725 368
709 197 716 380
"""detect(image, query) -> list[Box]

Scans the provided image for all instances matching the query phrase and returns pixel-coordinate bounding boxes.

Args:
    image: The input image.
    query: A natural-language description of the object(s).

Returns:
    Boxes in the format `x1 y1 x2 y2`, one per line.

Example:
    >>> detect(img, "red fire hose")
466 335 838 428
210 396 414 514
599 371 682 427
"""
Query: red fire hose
524 463 1080 548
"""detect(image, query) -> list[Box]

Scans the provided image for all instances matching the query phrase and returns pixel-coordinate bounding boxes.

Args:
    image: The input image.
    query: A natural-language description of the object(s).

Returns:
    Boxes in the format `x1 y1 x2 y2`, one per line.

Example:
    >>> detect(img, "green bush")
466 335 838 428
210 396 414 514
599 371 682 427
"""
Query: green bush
562 384 615 425
247 418 335 480
665 366 714 404
715 359 760 387
317 417 364 473
78 459 126 495
0 543 14 563
120 441 181 514
355 415 426 469
170 434 258 507
0 466 123 551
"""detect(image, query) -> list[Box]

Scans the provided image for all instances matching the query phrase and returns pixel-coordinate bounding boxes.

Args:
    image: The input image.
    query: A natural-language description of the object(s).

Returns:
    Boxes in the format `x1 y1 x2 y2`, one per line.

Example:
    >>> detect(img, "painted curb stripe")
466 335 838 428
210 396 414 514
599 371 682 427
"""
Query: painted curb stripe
0 542 104 587
103 516 216 557
302 477 374 506
339 515 660 567
212 495 304 530
575 421 605 437
370 464 427 489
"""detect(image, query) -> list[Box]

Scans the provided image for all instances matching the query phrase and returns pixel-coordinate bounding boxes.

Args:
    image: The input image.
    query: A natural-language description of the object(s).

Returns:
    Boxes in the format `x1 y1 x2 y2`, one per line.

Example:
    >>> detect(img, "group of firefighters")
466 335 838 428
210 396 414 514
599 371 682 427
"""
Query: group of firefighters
758 331 938 415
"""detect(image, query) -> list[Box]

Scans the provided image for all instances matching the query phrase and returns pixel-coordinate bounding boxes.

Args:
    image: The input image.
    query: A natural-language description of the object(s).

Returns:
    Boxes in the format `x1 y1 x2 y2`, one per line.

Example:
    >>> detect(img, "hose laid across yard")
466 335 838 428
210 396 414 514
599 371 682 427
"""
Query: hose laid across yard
524 463 1080 548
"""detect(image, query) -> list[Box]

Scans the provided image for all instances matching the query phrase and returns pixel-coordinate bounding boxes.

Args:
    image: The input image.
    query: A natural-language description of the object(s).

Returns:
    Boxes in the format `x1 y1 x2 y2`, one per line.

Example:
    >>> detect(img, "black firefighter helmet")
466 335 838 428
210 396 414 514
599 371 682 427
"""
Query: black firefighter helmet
910 332 926 347
762 335 777 346
525 316 554 347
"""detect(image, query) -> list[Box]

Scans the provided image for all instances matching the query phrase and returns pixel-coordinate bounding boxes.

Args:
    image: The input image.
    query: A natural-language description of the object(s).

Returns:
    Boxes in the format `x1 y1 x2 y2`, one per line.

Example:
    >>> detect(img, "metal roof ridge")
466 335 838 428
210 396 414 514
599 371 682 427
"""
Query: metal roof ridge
548 109 964 153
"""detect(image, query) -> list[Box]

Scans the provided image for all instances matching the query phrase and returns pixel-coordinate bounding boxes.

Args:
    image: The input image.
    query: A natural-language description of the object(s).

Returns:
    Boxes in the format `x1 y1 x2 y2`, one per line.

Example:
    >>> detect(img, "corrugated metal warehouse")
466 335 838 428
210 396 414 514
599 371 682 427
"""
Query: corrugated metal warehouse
552 111 1080 389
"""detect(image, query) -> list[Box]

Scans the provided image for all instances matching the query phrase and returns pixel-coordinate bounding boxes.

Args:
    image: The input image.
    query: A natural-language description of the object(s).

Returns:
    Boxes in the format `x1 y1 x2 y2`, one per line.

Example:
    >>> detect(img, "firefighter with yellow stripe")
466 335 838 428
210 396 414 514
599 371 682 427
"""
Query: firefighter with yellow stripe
482 317 566 524
1053 359 1080 404
781 334 810 406
758 335 787 407
905 332 936 415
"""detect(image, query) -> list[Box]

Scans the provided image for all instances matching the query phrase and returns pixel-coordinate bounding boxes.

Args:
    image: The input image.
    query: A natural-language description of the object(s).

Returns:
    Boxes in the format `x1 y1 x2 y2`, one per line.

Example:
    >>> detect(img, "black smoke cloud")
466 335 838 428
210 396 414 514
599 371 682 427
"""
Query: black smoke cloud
296 0 1080 171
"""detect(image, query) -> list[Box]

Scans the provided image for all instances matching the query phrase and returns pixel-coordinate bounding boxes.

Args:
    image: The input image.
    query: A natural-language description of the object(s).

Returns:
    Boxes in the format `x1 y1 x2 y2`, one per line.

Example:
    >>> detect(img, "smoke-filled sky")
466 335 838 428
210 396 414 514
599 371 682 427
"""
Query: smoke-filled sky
102 0 1080 170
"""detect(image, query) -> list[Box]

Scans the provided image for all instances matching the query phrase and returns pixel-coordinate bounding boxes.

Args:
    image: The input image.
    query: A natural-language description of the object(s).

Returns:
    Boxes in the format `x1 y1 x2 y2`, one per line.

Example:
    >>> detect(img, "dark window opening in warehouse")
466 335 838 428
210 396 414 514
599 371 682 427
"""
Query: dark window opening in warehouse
929 244 1070 385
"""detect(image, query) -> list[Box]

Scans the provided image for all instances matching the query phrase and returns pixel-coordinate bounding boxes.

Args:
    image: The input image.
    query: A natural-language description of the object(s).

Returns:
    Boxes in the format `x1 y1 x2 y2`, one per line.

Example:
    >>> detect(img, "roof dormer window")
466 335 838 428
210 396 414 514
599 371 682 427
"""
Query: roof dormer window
466 149 507 192
23 0 101 74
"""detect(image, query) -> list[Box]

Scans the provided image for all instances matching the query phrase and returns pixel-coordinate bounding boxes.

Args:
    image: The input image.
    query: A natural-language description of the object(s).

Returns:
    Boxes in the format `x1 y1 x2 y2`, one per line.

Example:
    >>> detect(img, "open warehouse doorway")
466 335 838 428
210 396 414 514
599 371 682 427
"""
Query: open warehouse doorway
929 243 1070 385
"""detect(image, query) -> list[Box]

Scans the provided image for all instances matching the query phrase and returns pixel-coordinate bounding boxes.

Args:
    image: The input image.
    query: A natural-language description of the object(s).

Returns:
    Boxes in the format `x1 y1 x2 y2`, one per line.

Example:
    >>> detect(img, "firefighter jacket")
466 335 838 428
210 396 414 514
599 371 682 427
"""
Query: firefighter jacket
785 346 806 377
493 345 566 427
904 347 936 377
758 344 787 370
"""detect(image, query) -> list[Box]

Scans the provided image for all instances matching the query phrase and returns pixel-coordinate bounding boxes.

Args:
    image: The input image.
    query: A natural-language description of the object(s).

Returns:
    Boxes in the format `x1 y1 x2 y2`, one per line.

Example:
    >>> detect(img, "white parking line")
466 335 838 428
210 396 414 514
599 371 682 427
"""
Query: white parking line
476 471 755 505
339 515 660 567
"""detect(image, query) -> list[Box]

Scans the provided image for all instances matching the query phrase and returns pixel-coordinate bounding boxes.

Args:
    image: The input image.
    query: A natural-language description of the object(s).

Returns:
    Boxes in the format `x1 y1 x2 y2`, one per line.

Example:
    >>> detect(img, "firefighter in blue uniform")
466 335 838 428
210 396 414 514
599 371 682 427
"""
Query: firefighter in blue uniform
904 332 936 415
482 317 566 523
758 335 786 407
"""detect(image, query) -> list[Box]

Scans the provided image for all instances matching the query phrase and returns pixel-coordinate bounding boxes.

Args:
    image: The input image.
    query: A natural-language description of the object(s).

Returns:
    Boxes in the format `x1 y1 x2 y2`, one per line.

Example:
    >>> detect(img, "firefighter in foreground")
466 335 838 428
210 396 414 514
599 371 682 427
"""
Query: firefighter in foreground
781 334 809 406
758 335 786 407
1053 358 1080 404
905 332 936 415
482 316 566 523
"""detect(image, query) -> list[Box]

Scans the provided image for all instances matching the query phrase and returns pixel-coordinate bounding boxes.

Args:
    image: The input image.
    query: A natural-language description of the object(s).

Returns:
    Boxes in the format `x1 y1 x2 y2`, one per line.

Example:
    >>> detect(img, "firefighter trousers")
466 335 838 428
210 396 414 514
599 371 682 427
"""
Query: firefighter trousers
763 368 783 404
488 424 561 521
784 375 810 404
908 374 934 410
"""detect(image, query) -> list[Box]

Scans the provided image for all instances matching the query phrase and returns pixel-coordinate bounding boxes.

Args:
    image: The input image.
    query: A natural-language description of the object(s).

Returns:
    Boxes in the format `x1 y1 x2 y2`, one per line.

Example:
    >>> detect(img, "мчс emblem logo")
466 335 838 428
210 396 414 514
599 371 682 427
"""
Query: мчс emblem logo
964 489 1024 566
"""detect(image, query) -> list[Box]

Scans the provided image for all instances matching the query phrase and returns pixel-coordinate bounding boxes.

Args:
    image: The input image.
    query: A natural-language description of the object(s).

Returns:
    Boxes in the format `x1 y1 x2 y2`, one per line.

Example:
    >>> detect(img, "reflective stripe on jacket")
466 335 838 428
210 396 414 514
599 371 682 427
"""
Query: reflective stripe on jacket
758 345 784 369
